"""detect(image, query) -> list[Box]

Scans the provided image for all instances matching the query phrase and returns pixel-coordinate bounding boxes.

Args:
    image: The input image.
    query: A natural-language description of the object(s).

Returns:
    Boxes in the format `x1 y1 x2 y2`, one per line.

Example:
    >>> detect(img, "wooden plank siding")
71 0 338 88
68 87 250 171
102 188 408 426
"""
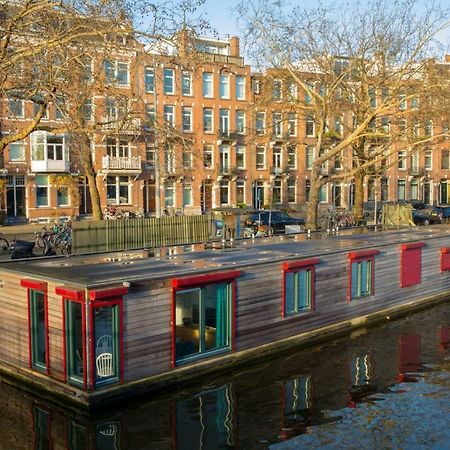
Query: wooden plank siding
72 215 213 254
0 227 449 405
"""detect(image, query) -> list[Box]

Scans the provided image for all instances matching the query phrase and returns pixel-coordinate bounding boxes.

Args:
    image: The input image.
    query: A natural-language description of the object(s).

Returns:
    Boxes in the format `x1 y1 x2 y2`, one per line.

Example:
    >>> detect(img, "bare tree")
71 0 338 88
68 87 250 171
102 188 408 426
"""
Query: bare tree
239 0 449 229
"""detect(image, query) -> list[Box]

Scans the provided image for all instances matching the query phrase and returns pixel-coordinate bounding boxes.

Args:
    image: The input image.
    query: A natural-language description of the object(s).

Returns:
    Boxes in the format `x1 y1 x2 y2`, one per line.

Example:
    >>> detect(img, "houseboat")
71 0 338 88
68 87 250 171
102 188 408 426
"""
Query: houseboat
0 226 449 409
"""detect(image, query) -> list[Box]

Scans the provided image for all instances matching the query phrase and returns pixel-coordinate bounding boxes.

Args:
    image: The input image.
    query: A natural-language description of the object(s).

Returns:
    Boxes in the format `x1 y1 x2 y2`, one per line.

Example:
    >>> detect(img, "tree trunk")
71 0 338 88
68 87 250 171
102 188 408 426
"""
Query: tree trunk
305 169 321 230
353 171 365 223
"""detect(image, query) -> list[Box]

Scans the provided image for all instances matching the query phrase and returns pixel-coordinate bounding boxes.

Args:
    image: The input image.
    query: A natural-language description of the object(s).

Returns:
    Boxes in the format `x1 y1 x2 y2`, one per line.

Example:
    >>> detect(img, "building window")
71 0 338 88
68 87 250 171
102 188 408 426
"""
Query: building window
106 138 129 158
256 112 265 135
183 183 193 206
410 179 419 200
441 150 449 170
220 145 230 173
236 75 245 100
21 280 49 374
36 175 49 207
146 145 156 168
220 74 230 99
287 145 296 169
219 109 230 135
348 250 378 301
104 60 129 85
203 108 213 133
164 105 175 127
401 242 424 287
236 180 245 204
398 150 406 170
273 112 282 136
236 110 245 134
172 272 239 365
273 146 282 169
144 67 154 93
306 146 314 169
203 72 213 98
9 140 25 161
288 113 297 136
236 145 245 169
282 259 318 317
203 145 213 169
182 150 193 169
55 97 64 120
305 179 311 202
369 86 376 108
182 71 192 96
33 97 48 119
145 104 155 131
399 93 407 110
164 145 176 174
9 97 24 118
164 181 175 207
57 186 69 206
163 68 175 94
319 185 327 203
305 81 314 105
272 79 282 100
182 107 192 132
105 97 117 120
106 176 130 205
256 146 265 169
287 178 296 203
397 179 406 201
220 180 229 204
306 116 315 137
424 150 432 170
424 120 433 137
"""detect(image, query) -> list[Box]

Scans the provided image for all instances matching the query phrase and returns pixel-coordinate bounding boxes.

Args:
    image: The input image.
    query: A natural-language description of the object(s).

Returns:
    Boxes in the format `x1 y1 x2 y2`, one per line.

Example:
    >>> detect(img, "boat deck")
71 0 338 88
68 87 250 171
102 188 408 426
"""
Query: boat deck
2 226 449 288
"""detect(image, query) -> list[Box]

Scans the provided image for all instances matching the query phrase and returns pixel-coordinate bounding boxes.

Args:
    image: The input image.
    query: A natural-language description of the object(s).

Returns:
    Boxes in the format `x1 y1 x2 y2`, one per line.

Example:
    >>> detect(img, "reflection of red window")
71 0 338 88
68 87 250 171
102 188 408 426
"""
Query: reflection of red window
440 248 450 272
399 333 421 375
400 242 424 287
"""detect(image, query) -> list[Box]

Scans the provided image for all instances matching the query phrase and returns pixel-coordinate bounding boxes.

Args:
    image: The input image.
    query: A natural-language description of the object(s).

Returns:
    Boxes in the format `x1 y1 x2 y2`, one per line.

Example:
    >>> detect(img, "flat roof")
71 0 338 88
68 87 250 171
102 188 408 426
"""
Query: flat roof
1 226 448 289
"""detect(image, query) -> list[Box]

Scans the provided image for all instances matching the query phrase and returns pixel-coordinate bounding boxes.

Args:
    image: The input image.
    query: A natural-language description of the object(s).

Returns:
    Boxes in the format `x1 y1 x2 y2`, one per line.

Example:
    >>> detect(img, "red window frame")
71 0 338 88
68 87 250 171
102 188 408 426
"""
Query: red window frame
400 242 424 288
281 258 320 317
88 286 127 390
56 286 87 389
20 279 49 375
440 247 450 272
347 250 379 302
171 270 241 369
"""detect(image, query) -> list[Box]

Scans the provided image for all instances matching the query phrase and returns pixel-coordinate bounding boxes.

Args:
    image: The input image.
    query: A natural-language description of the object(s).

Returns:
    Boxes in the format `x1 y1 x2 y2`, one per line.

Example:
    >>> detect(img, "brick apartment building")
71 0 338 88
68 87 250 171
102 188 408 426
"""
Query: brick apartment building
0 34 449 223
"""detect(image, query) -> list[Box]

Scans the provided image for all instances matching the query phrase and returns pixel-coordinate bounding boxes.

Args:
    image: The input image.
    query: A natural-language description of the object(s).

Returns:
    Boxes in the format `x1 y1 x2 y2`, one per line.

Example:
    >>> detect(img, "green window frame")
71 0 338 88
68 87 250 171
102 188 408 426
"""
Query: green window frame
350 259 373 299
174 283 232 364
29 289 49 372
64 300 85 387
284 269 313 315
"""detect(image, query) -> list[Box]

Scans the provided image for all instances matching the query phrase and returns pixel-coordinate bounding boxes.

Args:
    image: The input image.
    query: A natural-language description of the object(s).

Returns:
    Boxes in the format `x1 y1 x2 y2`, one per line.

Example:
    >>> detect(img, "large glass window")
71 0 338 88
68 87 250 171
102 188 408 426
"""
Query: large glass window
182 71 192 96
163 68 175 94
203 145 213 169
144 67 154 93
93 303 121 387
306 116 315 137
9 97 24 118
236 110 245 134
203 108 213 133
273 112 282 136
65 300 85 386
57 186 69 206
9 140 25 161
287 178 296 203
182 107 192 132
285 269 312 315
397 179 406 201
219 109 230 134
220 74 229 99
350 259 373 299
106 176 130 205
236 75 245 100
256 112 265 135
164 105 175 127
256 146 265 169
306 146 315 169
165 181 175 207
175 282 232 363
29 289 48 372
36 174 49 207
104 60 128 85
236 145 245 169
203 72 213 97
183 183 193 206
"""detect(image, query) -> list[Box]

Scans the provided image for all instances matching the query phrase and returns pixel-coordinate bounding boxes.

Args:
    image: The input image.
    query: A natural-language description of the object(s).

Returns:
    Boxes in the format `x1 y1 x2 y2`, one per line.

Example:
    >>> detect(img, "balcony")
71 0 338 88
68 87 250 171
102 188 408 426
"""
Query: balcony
217 131 243 145
270 166 283 176
197 52 244 67
102 155 141 171
31 159 70 173
409 166 425 177
319 165 335 176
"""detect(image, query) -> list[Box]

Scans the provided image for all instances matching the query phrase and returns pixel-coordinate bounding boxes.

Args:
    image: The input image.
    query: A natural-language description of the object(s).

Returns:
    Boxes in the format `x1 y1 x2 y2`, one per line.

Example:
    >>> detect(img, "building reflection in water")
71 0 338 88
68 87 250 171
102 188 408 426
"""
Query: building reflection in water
0 303 447 449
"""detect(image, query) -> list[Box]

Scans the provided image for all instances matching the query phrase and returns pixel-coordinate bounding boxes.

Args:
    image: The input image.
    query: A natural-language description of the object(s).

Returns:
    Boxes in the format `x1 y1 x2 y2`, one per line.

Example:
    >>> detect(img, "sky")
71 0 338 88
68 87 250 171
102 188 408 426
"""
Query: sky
198 0 450 55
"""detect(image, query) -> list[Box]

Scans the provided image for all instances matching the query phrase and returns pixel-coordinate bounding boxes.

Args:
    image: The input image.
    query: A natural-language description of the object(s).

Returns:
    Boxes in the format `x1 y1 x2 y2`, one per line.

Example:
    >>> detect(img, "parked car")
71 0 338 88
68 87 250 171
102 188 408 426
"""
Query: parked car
244 210 305 235
428 205 450 224
412 209 430 226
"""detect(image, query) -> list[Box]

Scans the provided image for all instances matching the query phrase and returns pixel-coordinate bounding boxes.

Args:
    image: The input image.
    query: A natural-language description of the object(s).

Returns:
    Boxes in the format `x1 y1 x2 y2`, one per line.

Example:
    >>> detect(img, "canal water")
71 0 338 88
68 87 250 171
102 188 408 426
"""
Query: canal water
0 302 448 450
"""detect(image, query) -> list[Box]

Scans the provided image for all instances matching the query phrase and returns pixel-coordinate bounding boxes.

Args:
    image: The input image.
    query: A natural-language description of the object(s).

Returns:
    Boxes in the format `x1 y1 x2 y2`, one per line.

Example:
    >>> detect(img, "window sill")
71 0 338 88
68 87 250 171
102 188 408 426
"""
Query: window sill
175 346 231 367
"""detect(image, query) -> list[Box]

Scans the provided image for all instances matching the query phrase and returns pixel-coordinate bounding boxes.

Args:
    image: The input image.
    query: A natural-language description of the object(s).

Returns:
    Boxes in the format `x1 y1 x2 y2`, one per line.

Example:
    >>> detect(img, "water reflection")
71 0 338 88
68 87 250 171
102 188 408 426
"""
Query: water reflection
0 303 448 449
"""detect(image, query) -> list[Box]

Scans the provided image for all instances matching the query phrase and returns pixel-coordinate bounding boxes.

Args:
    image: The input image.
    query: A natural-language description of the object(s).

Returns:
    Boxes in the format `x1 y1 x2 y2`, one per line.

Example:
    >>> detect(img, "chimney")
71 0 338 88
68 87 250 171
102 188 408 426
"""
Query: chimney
445 54 450 63
230 36 240 57
177 28 189 57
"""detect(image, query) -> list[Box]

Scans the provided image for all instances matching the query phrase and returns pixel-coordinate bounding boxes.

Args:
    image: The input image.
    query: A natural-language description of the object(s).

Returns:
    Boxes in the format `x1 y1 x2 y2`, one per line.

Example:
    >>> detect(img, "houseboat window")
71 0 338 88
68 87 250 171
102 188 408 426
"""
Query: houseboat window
32 406 51 450
30 290 48 372
175 283 231 363
93 305 120 386
68 421 89 450
285 269 312 315
65 300 84 386
350 259 372 299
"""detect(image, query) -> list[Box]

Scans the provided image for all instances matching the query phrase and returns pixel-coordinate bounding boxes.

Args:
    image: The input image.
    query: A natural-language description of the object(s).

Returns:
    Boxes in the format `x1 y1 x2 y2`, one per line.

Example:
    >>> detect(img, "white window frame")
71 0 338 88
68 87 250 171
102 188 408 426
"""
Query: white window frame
163 68 175 95
203 72 213 98
220 74 230 99
236 75 245 100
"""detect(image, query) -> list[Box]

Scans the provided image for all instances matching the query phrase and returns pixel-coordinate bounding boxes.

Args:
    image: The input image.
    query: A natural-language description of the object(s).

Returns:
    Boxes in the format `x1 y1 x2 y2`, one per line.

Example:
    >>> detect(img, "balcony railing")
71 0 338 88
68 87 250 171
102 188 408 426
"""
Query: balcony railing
197 52 244 67
31 159 70 173
271 166 282 176
102 155 141 171
319 165 334 176
410 166 425 177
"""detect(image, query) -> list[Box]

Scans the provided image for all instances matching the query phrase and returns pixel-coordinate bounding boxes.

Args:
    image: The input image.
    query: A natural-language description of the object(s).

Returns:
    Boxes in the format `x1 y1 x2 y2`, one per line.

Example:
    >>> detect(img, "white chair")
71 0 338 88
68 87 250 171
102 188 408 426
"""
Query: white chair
96 335 112 352
96 353 113 377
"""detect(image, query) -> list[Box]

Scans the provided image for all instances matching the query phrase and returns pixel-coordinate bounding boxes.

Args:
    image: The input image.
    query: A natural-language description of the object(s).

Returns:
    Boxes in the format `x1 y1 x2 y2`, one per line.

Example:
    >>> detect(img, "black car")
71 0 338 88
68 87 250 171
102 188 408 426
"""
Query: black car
428 205 450 224
412 209 430 226
245 210 305 235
